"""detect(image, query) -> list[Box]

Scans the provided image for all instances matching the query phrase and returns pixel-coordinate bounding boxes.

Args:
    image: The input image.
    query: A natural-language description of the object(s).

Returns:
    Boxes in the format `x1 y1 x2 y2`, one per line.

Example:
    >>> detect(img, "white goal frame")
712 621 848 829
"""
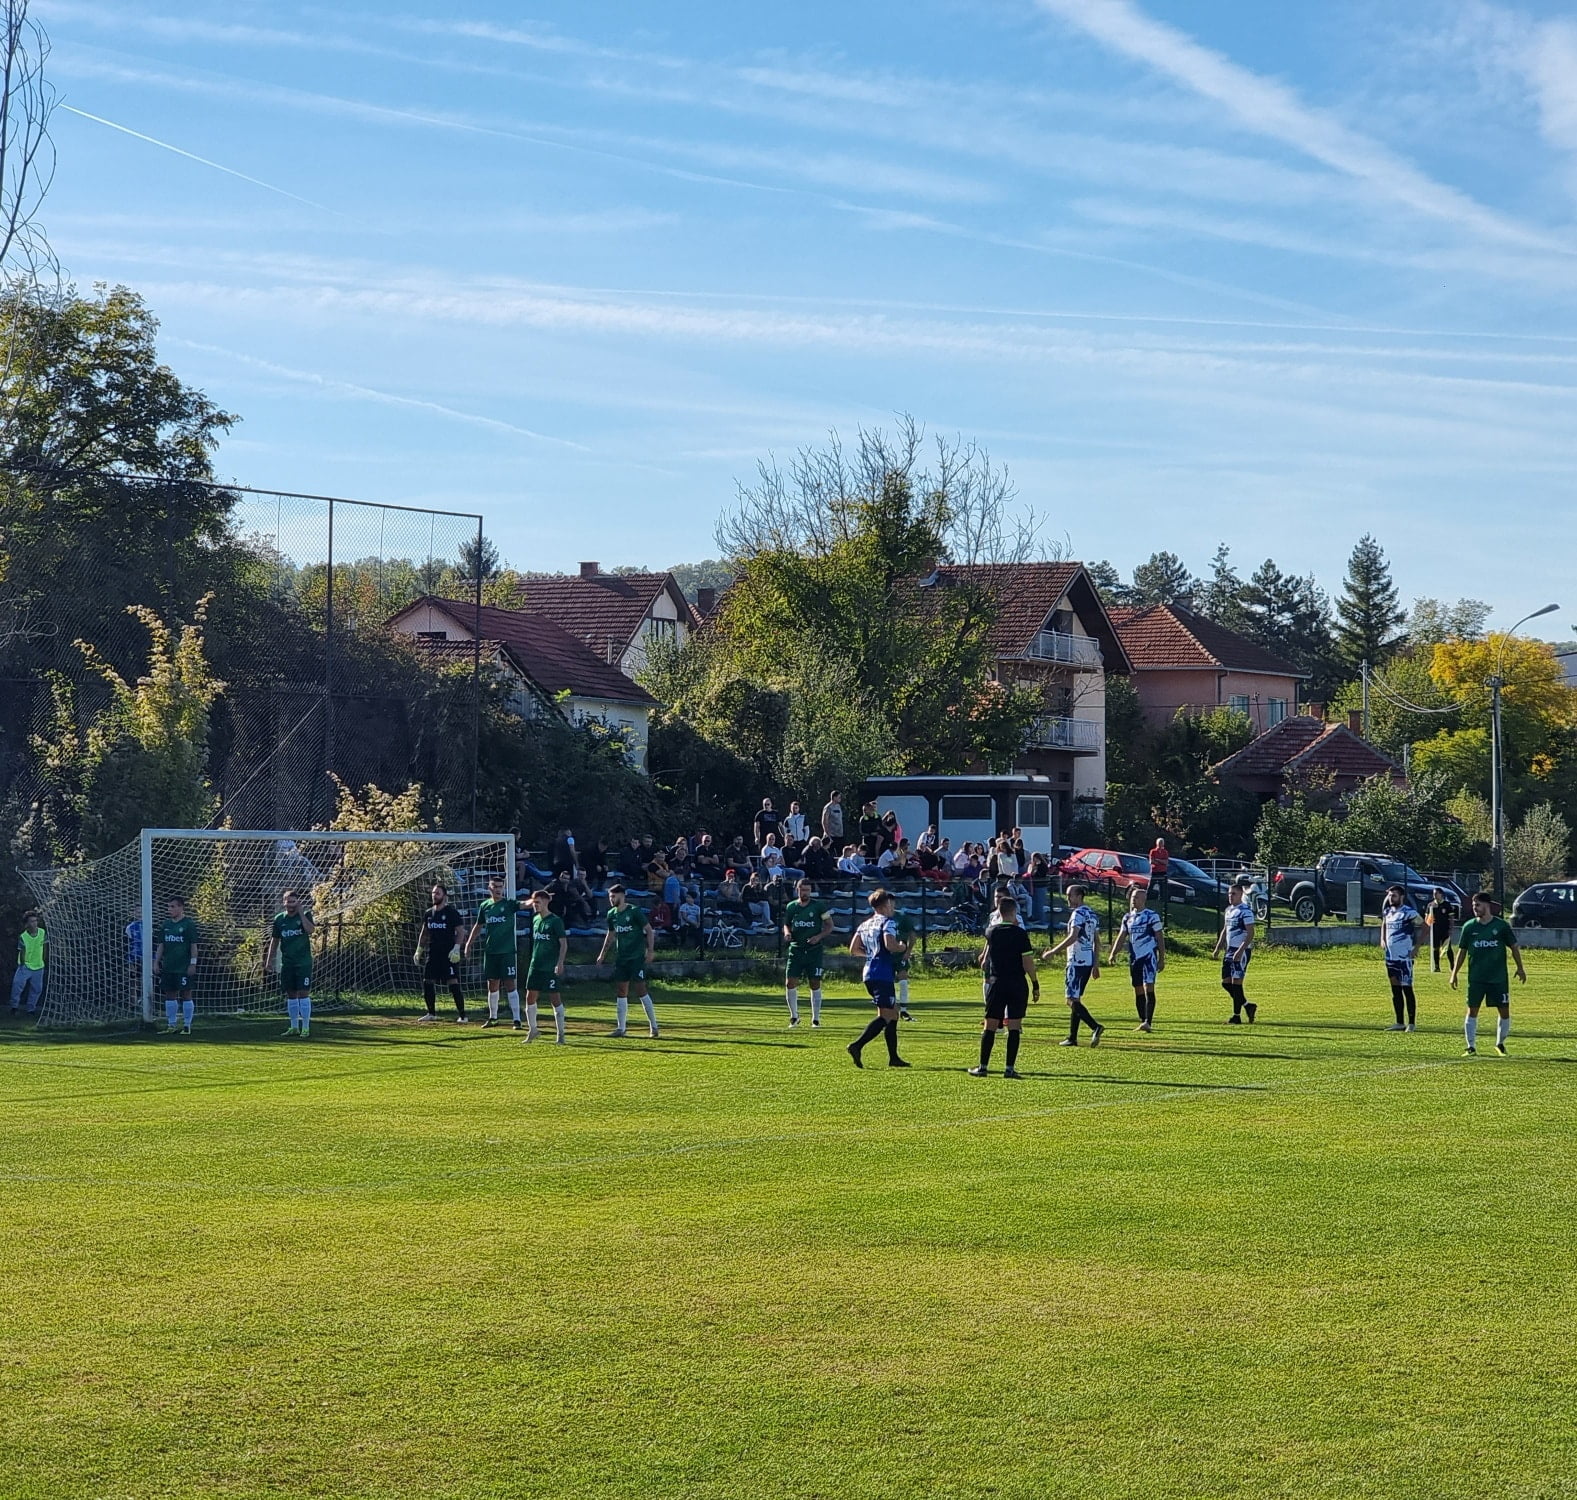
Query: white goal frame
135 828 516 1024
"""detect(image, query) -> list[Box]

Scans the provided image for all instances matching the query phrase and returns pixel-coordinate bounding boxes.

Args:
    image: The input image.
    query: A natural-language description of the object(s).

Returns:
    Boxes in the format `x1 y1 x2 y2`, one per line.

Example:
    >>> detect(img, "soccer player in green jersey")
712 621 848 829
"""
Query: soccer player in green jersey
1450 891 1526 1056
465 874 523 1030
154 896 200 1034
596 884 657 1037
781 877 832 1027
892 905 918 1020
524 889 568 1044
263 889 315 1038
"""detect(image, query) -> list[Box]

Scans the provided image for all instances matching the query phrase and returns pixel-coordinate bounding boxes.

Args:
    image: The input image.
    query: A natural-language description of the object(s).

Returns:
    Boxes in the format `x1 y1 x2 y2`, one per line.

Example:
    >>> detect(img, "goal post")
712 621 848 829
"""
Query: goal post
24 828 517 1029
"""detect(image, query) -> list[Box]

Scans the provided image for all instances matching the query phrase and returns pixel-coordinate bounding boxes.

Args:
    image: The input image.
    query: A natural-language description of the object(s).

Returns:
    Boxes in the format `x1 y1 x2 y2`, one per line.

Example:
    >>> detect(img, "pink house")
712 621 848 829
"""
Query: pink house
1109 603 1305 735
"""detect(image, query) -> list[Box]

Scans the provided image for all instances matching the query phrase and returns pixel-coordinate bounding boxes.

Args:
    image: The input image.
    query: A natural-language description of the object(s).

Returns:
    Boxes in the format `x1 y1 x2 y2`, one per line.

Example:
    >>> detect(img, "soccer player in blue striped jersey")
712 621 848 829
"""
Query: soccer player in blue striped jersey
1212 882 1257 1023
846 889 909 1069
1042 884 1104 1047
1109 886 1166 1032
1379 884 1420 1032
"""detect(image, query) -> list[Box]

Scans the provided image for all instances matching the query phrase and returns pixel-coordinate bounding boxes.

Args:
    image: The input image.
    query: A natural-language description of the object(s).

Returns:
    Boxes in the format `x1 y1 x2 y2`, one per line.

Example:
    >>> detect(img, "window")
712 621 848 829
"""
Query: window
1016 796 1051 828
1268 698 1288 727
941 796 993 822
647 617 678 644
416 630 447 641
1228 694 1251 717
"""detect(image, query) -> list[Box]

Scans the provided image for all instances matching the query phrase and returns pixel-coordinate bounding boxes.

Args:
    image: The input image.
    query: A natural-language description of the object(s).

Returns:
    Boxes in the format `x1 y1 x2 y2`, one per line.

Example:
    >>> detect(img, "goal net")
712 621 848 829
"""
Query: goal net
20 829 516 1029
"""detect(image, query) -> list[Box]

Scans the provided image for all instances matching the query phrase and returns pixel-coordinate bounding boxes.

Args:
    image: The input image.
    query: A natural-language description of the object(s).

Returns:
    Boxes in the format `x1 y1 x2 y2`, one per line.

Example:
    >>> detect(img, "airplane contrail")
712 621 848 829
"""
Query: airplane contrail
60 104 335 213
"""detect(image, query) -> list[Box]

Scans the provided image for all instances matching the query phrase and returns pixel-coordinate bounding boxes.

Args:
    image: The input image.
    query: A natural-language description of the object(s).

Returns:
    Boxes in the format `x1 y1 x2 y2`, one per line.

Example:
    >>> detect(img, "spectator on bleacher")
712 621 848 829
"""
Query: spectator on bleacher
821 790 844 842
693 836 723 880
639 835 658 866
917 825 939 853
724 834 750 869
802 837 836 884
716 870 748 923
551 829 578 877
952 842 979 876
1009 828 1028 871
1025 852 1052 925
547 870 594 929
580 837 608 889
741 870 773 928
916 841 942 876
988 837 1019 881
881 809 902 852
760 833 786 879
612 836 644 878
858 802 884 860
783 801 808 843
676 890 702 947
753 799 781 851
837 844 866 877
665 836 691 875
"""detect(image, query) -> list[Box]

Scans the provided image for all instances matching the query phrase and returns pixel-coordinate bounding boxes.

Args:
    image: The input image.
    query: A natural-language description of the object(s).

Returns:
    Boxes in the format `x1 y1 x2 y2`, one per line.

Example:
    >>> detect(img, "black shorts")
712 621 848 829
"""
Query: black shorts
865 977 896 1008
160 973 190 995
984 982 1029 1021
424 958 458 983
1129 954 1158 988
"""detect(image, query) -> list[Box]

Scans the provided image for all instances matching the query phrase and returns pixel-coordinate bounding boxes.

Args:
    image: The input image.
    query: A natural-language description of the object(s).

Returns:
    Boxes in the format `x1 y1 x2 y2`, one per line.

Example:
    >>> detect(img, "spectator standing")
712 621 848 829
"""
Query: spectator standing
10 910 47 1017
551 829 579 878
858 801 884 861
1148 837 1171 898
880 809 902 852
783 801 808 844
661 864 683 909
821 790 844 843
753 799 781 851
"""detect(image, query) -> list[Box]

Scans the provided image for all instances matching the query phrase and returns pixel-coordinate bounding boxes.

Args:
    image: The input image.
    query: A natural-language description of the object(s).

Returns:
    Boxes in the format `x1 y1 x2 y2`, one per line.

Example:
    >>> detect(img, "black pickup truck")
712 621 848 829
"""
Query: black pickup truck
1271 853 1466 923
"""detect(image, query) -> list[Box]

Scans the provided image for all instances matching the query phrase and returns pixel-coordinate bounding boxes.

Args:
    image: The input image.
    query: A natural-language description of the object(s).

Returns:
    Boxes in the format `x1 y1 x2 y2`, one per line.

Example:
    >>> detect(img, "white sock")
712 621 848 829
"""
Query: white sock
1465 1015 1478 1048
286 998 299 1027
785 986 800 1021
488 991 500 1020
1497 1014 1510 1046
508 990 521 1022
553 1002 565 1042
811 988 822 1023
640 994 657 1031
616 996 628 1031
165 999 178 1027
898 978 910 1007
298 997 311 1029
525 1000 539 1036
181 1000 194 1027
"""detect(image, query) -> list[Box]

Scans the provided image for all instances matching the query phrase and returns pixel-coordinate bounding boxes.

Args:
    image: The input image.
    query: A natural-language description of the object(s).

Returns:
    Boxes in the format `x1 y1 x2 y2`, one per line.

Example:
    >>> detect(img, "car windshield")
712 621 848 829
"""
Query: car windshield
1168 859 1212 881
1119 855 1150 873
1377 861 1429 885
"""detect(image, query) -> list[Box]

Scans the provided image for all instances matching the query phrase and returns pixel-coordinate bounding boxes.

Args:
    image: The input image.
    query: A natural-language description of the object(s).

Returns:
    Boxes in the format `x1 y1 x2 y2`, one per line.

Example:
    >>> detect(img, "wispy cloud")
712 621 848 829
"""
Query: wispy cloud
1031 0 1574 253
172 338 589 450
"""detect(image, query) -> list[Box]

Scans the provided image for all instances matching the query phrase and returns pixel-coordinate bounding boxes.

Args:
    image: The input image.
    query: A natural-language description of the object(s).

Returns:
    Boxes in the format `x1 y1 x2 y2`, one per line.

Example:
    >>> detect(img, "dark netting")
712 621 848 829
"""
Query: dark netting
0 464 486 841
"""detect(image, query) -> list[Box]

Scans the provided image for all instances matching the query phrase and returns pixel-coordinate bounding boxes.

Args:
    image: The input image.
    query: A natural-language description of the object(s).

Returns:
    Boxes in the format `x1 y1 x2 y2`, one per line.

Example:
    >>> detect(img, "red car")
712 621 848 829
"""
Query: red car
1059 849 1157 894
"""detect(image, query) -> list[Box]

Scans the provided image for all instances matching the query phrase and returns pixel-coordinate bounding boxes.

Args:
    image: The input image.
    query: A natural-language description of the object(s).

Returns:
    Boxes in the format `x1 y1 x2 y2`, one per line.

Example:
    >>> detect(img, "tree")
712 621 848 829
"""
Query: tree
1254 791 1342 868
1086 559 1124 605
1329 652 1457 759
669 420 1046 783
1334 535 1404 671
1505 803 1571 891
1239 559 1339 698
0 2 55 322
1129 550 1196 606
456 533 499 583
1335 773 1472 870
1197 544 1250 634
1410 728 1491 796
1406 597 1489 650
24 597 223 860
1430 636 1577 756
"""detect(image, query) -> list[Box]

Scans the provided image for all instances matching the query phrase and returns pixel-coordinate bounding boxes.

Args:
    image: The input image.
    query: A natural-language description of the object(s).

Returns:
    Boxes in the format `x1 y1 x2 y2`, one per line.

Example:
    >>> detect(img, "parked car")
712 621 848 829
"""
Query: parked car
1511 881 1577 928
1271 853 1467 923
1164 857 1231 905
1060 849 1190 902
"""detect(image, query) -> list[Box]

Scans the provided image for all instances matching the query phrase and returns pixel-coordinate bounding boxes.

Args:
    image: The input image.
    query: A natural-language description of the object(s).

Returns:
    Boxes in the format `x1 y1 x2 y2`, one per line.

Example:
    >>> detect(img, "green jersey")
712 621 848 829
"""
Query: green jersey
270 910 312 968
892 911 917 967
530 913 566 968
158 915 199 975
476 897 522 956
607 903 649 963
783 899 828 952
1460 917 1516 990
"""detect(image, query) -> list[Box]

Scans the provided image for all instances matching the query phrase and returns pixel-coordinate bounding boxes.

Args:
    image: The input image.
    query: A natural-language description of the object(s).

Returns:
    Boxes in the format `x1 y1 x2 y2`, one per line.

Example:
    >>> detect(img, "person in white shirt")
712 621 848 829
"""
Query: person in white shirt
783 802 808 844
838 846 865 877
1212 882 1258 1023
876 845 898 872
1379 884 1420 1032
1042 884 1104 1047
1109 886 1166 1031
759 834 786 877
951 843 973 874
916 825 939 853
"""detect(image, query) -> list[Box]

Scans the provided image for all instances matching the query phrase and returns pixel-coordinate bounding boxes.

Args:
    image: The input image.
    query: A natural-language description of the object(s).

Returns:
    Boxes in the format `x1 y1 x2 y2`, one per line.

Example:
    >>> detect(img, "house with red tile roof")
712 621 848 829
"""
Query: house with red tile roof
924 562 1132 831
1109 602 1306 735
510 562 695 678
387 597 659 771
1210 714 1402 800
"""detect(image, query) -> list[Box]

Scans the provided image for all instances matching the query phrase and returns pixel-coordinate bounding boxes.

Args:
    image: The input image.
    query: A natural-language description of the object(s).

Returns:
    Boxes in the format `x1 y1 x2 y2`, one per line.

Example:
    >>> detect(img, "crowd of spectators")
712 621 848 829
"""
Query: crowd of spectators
520 794 1066 940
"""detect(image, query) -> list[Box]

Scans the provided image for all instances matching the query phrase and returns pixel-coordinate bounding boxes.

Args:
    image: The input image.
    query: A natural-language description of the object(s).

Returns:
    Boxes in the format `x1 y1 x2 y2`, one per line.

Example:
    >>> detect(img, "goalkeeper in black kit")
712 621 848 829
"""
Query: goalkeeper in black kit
415 883 468 1022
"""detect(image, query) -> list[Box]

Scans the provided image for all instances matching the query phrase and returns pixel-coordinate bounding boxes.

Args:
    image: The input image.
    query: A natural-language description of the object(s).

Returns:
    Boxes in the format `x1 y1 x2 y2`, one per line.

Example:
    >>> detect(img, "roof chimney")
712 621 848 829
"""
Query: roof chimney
1347 710 1364 734
696 586 716 616
579 561 600 579
1303 702 1324 721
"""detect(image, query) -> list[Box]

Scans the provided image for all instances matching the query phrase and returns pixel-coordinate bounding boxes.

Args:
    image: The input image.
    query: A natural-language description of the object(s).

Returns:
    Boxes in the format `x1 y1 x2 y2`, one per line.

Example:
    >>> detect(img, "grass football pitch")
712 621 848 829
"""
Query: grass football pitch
4 948 1575 1500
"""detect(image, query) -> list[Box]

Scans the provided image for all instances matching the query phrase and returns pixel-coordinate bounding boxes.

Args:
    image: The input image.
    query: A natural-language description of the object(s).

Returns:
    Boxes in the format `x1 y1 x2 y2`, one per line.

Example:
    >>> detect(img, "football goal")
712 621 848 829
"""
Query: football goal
20 828 517 1029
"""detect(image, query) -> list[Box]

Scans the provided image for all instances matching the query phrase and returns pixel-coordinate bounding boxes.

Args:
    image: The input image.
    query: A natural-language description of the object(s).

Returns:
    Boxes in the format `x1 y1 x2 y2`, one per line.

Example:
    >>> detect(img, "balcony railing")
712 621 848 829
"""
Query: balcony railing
1024 630 1102 669
1026 715 1102 752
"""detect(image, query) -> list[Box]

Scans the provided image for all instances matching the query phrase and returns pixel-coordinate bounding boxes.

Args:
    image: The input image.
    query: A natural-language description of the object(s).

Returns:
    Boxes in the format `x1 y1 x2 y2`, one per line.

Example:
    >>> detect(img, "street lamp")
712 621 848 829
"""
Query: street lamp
1490 603 1560 905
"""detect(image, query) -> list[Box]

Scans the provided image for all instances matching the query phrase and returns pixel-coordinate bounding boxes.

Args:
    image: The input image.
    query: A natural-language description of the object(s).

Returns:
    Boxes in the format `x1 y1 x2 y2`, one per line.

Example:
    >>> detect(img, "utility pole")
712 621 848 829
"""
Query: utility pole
1361 659 1370 738
1490 673 1505 906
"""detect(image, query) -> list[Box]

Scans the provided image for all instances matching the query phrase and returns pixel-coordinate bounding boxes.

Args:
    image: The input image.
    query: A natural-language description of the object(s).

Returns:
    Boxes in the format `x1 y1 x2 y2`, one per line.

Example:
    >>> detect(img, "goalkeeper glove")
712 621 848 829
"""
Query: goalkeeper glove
449 945 461 963
412 947 424 966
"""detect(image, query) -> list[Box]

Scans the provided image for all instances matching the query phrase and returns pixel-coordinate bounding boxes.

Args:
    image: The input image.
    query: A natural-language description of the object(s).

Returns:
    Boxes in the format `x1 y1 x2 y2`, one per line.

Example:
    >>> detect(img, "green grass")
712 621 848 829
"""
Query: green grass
4 950 1576 1500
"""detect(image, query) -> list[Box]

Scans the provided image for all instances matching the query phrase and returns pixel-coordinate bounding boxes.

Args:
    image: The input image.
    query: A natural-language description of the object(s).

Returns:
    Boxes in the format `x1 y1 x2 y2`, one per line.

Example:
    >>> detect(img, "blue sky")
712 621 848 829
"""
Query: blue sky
38 0 1577 625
